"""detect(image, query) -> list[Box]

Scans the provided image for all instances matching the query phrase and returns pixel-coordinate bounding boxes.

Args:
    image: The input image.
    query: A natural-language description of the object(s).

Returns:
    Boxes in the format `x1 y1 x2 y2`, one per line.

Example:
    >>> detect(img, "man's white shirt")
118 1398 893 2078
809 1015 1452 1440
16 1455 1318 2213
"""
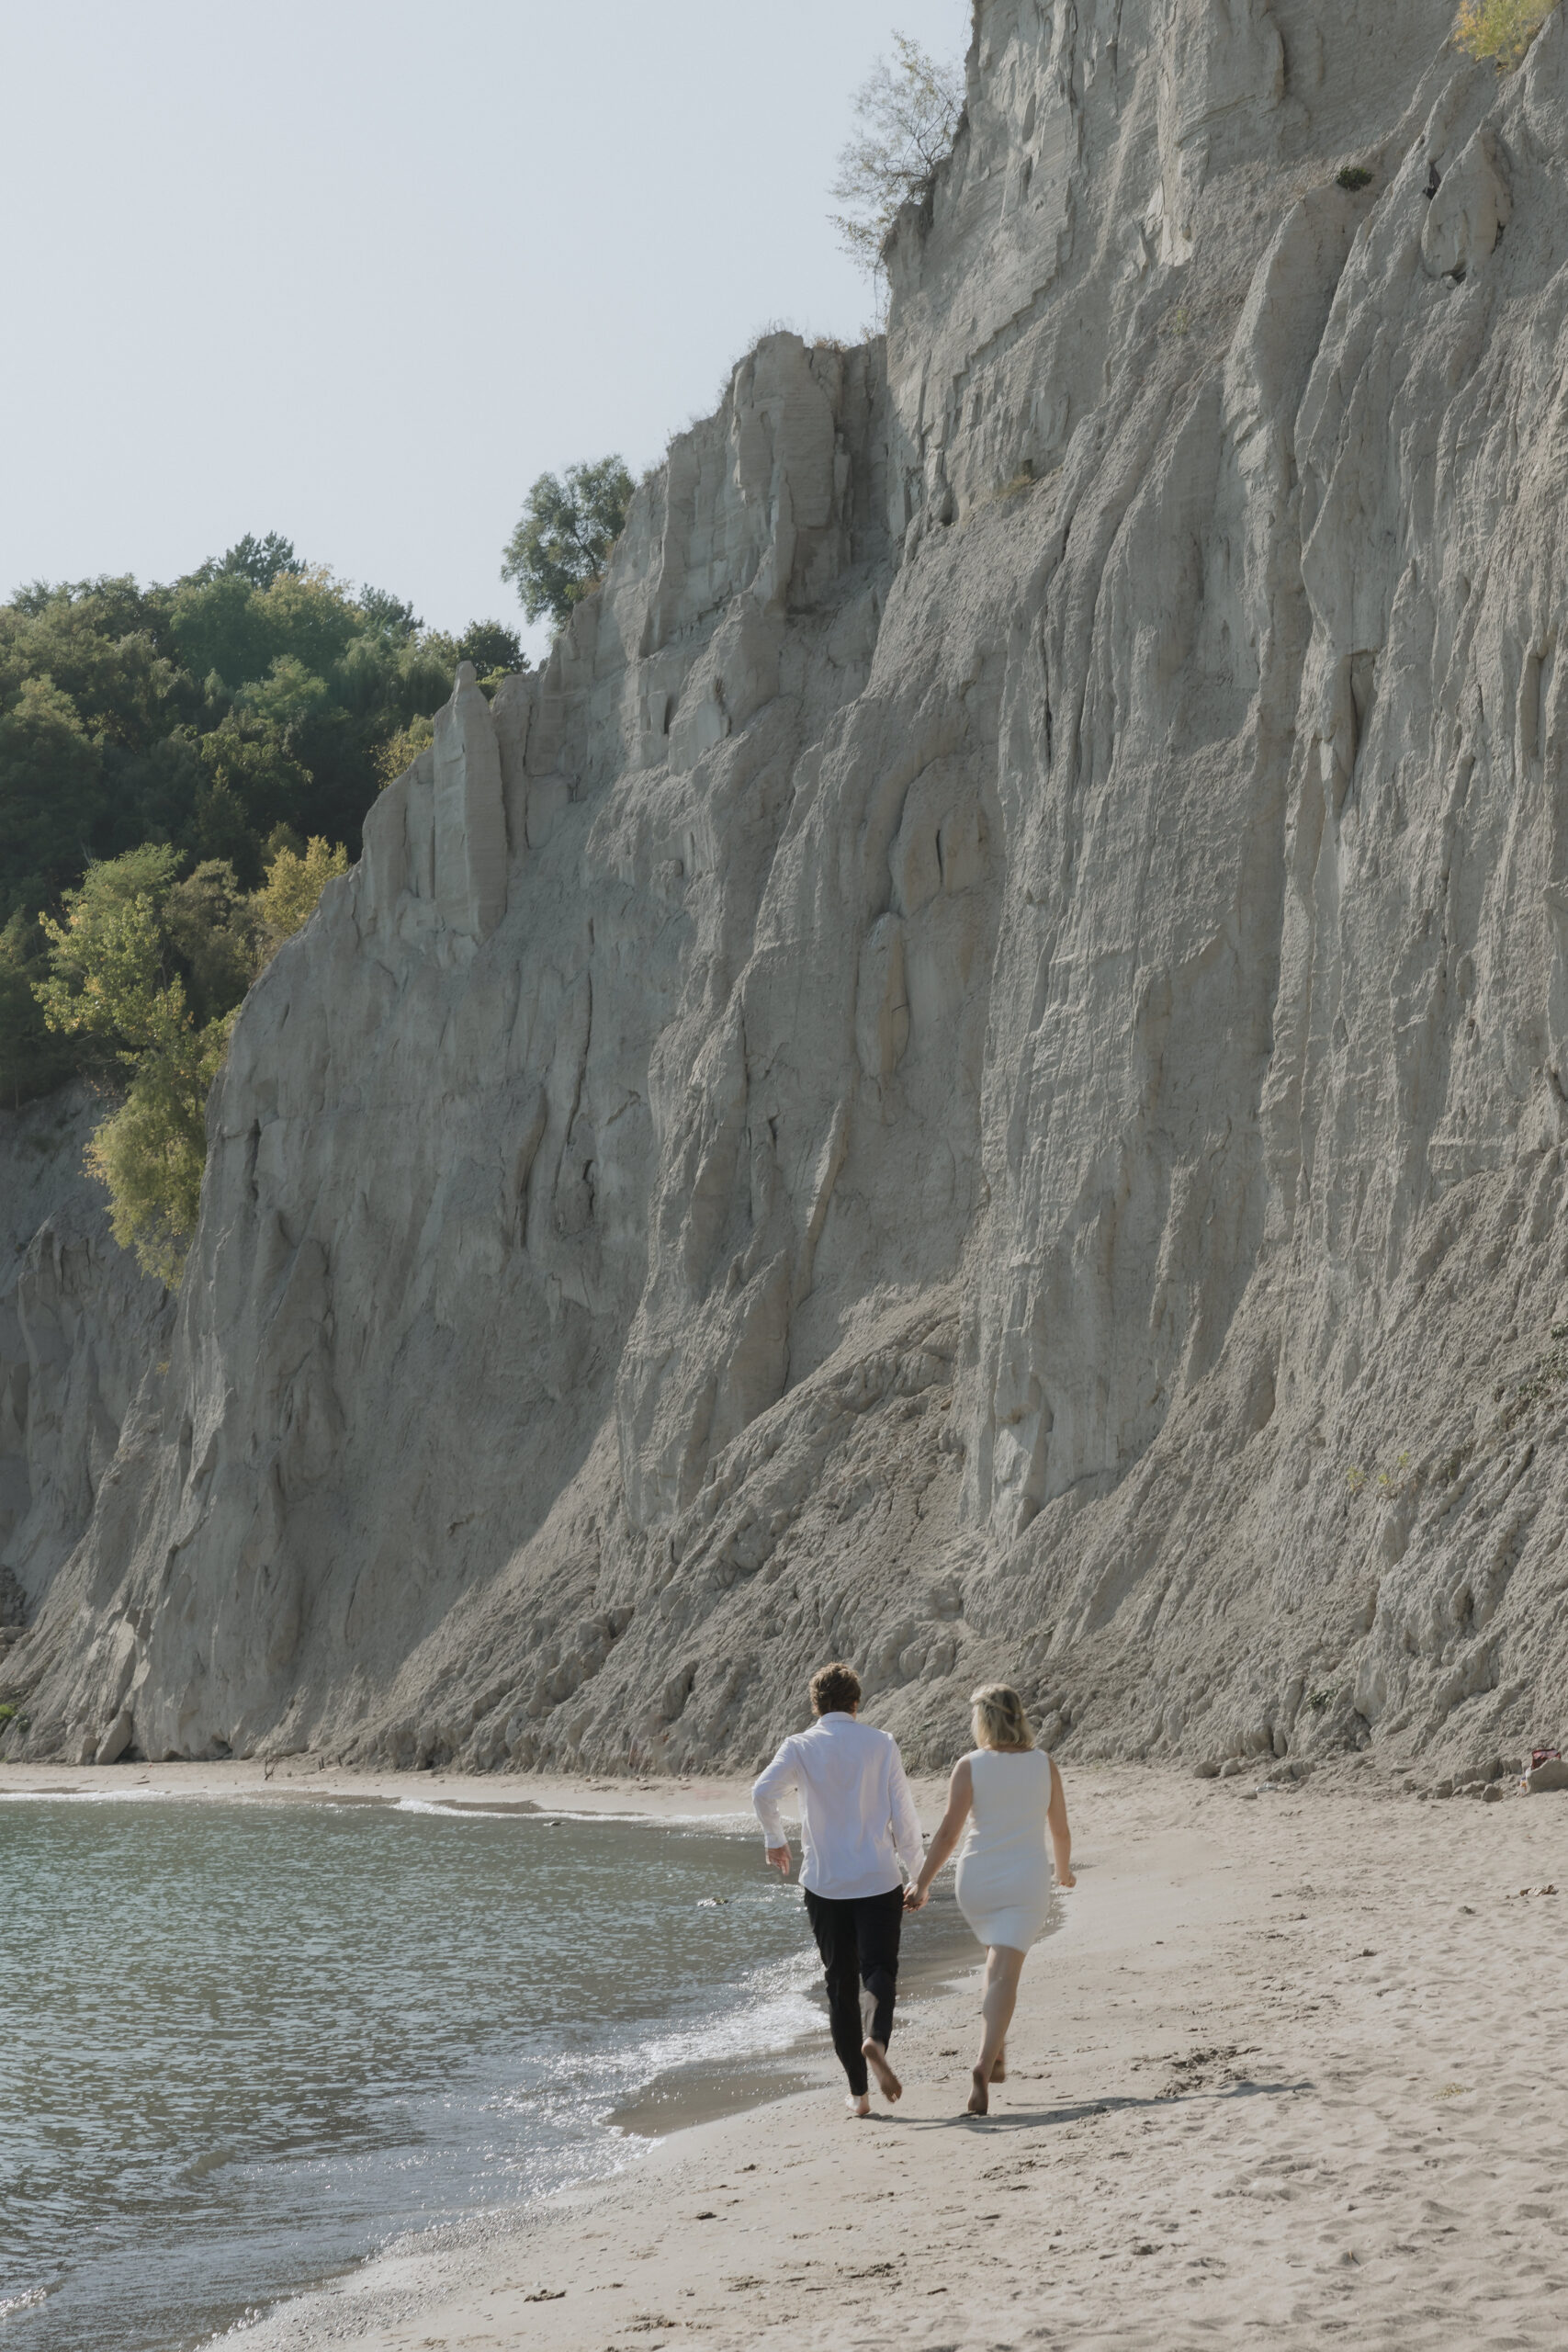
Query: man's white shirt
751 1712 925 1898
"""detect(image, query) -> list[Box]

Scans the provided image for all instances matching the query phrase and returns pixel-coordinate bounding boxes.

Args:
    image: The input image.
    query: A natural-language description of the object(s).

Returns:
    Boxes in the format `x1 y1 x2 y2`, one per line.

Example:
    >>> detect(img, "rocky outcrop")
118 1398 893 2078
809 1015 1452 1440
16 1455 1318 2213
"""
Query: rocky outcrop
0 1087 171 1631
8 0 1568 1781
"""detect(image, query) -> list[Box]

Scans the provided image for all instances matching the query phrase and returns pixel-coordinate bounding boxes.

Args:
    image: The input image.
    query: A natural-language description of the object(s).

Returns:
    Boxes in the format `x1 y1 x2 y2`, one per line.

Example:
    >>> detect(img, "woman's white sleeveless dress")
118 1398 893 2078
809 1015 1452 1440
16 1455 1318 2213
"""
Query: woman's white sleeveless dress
953 1747 1055 1951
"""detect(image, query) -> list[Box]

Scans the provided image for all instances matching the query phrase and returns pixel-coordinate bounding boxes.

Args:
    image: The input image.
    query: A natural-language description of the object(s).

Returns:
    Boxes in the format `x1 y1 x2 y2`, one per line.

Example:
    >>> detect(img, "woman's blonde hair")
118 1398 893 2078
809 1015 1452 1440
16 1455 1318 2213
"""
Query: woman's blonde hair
970 1682 1033 1752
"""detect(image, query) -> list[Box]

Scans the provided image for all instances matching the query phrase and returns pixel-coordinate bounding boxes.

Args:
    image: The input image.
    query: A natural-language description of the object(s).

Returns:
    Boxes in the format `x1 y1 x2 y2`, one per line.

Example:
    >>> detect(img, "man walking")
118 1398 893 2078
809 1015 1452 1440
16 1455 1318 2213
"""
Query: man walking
752 1660 925 2116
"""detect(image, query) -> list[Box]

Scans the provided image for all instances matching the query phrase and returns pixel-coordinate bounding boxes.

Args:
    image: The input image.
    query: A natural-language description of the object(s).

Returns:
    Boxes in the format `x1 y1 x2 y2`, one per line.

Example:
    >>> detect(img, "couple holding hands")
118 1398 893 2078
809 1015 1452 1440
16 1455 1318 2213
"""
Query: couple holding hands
752 1660 1074 2118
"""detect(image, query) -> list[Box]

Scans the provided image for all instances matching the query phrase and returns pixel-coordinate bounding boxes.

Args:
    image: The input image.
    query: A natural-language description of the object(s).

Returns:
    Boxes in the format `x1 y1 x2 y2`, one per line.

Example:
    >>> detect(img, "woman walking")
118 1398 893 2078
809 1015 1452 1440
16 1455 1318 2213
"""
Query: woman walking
904 1683 1073 2115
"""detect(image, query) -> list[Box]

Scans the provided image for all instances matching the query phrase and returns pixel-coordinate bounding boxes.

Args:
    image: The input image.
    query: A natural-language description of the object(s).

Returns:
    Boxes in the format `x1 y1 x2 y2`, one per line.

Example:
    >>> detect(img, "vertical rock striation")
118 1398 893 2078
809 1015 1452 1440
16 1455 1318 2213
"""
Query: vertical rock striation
0 1088 171 1635
8 0 1568 1778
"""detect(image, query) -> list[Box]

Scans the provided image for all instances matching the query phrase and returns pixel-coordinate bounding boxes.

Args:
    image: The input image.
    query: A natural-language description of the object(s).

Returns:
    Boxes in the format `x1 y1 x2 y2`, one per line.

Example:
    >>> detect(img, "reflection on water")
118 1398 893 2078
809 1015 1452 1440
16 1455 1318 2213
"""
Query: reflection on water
0 1793 968 2352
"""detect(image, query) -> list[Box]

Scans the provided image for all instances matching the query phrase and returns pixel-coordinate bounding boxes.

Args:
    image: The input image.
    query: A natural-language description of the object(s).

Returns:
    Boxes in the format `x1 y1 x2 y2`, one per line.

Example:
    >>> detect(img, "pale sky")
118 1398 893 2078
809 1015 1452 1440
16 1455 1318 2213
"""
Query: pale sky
0 0 966 662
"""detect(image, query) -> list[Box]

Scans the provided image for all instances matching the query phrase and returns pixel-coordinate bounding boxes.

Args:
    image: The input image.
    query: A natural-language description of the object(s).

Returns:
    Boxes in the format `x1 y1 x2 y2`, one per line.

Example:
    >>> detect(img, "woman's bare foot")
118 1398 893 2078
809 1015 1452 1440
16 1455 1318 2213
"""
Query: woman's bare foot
989 2047 1007 2084
862 2039 902 2101
967 2066 990 2116
847 2091 872 2118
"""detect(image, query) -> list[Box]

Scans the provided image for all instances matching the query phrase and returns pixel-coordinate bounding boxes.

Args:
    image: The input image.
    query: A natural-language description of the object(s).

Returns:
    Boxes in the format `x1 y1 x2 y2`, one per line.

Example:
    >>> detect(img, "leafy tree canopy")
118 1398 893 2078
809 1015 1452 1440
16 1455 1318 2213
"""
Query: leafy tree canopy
2 527 539 1269
33 843 233 1281
457 618 525 677
30 835 346 1275
829 33 964 290
256 836 350 946
0 534 529 1108
501 458 633 627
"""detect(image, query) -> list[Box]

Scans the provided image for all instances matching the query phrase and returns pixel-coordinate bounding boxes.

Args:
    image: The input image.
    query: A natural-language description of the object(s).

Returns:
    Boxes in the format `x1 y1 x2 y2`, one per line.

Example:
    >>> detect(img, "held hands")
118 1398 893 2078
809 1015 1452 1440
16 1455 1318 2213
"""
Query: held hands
904 1881 929 1911
765 1844 792 1876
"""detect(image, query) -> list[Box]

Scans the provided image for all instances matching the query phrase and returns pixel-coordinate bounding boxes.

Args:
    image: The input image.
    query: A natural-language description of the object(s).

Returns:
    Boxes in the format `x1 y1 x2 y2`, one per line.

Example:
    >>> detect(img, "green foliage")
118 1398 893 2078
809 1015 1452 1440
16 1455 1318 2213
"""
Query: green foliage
0 676 106 912
164 861 265 1023
32 847 214 1279
502 458 634 628
1455 0 1556 67
34 845 186 1057
27 832 344 1279
0 910 74 1106
86 1009 234 1284
358 586 422 642
255 836 349 948
0 535 525 1106
829 32 964 287
373 715 434 790
201 531 304 591
1336 164 1374 190
1375 1451 1414 1496
375 714 435 788
457 618 525 678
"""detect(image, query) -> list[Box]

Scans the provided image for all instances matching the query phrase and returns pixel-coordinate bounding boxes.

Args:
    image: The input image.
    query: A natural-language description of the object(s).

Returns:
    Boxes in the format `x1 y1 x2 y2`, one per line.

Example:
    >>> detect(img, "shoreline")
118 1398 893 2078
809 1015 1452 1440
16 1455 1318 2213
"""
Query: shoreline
206 1759 1568 2352
0 1757 770 1822
14 1758 1568 2346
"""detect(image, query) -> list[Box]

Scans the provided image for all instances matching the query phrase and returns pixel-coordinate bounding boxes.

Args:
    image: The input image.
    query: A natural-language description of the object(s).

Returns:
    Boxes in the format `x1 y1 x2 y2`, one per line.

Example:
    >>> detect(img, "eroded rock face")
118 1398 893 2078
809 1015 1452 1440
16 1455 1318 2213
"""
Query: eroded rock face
9 0 1568 1780
0 1088 171 1639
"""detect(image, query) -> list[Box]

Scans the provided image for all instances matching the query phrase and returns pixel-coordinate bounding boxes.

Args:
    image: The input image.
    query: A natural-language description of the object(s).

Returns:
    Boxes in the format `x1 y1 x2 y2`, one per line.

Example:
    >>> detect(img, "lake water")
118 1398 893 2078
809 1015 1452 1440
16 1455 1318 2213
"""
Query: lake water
0 1792 970 2352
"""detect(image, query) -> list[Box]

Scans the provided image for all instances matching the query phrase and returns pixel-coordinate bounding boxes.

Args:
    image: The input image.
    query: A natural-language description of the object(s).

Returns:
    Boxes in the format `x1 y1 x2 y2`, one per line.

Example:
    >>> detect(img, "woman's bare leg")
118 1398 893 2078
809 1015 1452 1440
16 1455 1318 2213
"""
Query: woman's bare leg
968 1945 1026 2114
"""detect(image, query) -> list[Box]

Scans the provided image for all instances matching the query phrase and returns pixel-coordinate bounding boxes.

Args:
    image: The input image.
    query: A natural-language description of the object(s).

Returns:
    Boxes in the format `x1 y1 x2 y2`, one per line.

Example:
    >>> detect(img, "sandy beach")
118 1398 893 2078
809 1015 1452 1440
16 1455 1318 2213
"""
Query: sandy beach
10 1754 1566 2348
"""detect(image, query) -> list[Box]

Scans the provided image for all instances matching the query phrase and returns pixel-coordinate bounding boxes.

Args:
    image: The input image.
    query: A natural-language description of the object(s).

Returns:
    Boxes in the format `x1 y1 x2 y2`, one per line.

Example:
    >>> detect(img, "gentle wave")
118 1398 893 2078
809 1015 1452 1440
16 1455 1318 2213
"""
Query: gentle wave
3 1796 827 2352
0 2289 51 2336
0 1785 166 1804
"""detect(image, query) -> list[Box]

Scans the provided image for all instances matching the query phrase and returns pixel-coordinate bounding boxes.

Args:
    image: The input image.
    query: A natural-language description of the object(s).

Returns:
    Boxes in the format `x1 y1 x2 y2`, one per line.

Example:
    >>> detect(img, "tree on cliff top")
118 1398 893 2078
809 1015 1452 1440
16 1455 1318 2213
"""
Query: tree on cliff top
501 458 633 628
829 32 964 290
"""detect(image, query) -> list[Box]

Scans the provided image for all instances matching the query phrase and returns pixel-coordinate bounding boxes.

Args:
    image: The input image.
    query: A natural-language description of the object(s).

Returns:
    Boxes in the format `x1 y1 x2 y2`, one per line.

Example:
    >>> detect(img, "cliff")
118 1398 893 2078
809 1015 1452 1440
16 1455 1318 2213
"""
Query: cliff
1 1089 170 1653
7 0 1568 1780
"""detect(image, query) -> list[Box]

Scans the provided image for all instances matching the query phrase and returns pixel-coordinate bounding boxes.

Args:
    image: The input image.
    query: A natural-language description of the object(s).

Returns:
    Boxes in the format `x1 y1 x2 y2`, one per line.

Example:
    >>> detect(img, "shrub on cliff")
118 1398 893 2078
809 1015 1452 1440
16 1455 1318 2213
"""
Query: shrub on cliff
501 458 634 628
32 848 219 1280
31 834 347 1279
829 31 964 290
1456 0 1557 66
255 836 349 950
85 1008 234 1286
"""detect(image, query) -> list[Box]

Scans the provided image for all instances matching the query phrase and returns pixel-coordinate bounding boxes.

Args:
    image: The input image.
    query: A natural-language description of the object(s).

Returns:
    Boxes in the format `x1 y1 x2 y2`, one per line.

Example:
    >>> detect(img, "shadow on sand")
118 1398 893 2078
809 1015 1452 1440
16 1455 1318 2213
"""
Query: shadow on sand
879 2078 1314 2131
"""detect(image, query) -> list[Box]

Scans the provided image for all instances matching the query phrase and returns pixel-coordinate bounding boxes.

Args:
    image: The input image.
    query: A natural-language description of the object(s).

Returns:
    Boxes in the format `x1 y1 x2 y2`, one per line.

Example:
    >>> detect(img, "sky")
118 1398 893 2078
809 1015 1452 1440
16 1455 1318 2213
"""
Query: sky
0 0 966 662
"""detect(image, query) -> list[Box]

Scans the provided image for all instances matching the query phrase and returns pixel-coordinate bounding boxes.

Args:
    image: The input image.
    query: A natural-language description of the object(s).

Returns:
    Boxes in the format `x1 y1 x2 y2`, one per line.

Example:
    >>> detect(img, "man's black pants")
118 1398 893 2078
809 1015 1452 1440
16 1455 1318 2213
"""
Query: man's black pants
803 1884 904 2097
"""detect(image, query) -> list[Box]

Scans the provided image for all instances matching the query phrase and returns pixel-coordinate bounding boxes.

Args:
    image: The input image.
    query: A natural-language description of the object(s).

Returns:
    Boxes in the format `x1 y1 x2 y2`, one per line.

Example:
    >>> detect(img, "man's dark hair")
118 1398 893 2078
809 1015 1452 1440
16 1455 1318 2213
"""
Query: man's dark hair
810 1660 862 1715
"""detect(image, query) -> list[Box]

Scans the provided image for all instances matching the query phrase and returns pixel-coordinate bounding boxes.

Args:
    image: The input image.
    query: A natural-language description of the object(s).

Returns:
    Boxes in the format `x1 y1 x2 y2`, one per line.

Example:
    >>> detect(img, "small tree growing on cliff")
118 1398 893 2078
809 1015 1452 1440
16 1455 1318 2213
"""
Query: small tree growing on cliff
501 458 633 629
829 32 964 300
34 833 348 1282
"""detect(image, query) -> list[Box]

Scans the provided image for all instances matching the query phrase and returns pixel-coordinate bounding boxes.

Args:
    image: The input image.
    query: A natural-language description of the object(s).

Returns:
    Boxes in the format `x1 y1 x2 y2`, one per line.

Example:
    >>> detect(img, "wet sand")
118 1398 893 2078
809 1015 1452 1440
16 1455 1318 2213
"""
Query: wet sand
11 1756 1568 2347
0 1756 761 1823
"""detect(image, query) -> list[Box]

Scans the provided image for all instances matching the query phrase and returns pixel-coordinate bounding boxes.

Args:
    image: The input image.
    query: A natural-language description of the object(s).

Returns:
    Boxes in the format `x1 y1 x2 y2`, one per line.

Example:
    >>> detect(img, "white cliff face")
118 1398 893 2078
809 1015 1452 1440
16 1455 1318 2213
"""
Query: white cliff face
8 0 1568 1779
0 1088 171 1648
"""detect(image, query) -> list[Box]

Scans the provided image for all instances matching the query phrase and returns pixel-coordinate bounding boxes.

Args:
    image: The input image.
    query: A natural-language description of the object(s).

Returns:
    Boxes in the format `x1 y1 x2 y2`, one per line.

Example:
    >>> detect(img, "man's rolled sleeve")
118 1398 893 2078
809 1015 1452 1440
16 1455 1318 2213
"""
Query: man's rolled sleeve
751 1738 798 1850
889 1749 925 1883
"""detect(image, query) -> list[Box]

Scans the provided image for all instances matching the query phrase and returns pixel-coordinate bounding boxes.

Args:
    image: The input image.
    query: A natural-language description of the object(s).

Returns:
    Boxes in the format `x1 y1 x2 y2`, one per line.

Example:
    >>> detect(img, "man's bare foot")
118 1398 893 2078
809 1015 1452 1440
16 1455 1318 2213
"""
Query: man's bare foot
862 2039 902 2101
990 2048 1007 2083
967 2067 990 2117
847 2091 872 2118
